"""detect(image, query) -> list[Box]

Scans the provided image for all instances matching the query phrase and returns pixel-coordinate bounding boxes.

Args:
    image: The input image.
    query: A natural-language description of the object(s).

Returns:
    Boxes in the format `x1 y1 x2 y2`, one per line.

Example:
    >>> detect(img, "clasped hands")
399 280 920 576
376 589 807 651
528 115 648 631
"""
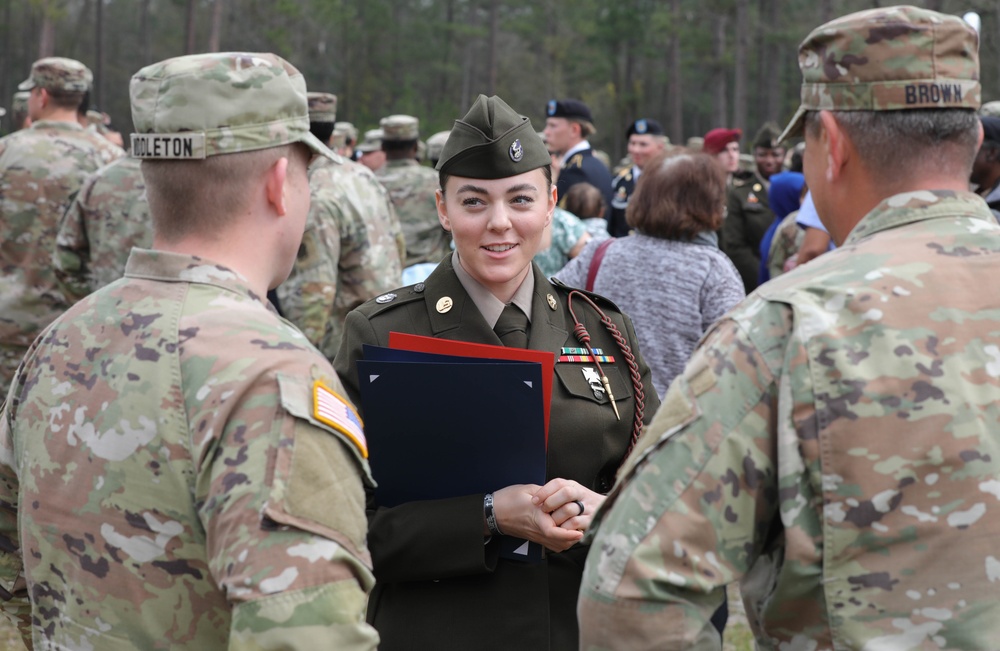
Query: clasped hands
488 479 605 553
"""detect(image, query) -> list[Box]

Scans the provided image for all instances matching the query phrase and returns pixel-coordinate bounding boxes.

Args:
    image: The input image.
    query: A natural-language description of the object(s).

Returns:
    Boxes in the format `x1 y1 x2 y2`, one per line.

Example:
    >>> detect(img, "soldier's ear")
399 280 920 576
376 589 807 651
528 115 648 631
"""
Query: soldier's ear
435 189 451 231
265 155 290 217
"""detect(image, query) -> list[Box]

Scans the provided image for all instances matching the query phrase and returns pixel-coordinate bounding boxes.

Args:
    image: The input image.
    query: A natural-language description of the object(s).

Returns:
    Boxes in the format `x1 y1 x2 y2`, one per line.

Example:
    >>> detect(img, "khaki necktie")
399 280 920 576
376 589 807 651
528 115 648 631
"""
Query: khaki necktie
494 304 529 349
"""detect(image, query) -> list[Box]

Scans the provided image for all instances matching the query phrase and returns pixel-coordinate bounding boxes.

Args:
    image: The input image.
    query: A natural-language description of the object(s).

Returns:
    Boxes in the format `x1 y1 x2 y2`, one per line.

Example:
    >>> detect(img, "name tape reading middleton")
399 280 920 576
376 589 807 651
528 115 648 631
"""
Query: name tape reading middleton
131 133 208 159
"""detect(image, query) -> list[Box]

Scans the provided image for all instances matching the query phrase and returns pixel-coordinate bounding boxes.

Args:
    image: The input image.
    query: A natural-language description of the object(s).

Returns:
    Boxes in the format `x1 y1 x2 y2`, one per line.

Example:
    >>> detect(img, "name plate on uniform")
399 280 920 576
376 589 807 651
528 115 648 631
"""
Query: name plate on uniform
131 133 207 159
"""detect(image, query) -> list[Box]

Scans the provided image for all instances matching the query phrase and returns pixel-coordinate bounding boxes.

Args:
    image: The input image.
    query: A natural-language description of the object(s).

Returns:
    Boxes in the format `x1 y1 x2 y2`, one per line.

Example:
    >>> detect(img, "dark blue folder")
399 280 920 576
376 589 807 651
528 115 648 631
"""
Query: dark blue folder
357 345 546 562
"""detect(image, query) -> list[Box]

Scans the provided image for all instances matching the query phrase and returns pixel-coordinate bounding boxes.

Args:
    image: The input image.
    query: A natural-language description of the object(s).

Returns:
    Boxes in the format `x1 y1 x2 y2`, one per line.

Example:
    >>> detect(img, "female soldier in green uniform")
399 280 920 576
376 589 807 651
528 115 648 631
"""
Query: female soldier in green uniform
334 94 660 650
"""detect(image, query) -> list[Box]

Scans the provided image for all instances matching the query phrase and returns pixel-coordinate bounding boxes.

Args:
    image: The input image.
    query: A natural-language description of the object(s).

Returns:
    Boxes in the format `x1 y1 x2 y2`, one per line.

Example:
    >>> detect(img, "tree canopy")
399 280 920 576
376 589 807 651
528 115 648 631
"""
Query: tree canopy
3 0 998 160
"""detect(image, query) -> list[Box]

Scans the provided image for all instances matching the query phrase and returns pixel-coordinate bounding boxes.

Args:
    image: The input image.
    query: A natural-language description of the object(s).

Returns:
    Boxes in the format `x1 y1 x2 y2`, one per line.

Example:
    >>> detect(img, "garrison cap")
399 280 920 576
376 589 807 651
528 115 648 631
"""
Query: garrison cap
546 98 594 124
780 5 981 143
753 123 782 150
356 128 383 153
19 57 92 93
980 116 1000 145
129 52 333 161
980 101 1000 118
334 121 358 143
703 128 742 154
307 92 337 123
626 118 665 138
426 129 451 163
437 94 550 179
380 115 419 142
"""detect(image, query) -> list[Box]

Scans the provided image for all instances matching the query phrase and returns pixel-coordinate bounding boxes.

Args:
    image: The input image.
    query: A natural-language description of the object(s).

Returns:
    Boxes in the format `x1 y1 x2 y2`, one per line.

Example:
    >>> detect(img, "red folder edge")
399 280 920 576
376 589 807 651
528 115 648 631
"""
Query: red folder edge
388 331 553 446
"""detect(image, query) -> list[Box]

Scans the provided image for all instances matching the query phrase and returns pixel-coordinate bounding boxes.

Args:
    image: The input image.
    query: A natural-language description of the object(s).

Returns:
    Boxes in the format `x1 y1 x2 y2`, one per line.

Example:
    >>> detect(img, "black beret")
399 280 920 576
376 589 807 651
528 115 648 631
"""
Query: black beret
436 94 551 179
545 98 594 123
626 118 664 138
981 116 1000 144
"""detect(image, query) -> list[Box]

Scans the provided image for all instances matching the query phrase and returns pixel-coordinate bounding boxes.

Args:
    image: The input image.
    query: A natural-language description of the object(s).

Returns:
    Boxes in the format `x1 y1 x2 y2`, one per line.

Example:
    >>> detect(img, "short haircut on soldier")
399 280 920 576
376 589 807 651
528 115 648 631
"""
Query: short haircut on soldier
310 121 335 144
48 90 86 111
563 183 606 219
142 144 309 241
804 108 980 184
439 164 553 195
626 150 726 239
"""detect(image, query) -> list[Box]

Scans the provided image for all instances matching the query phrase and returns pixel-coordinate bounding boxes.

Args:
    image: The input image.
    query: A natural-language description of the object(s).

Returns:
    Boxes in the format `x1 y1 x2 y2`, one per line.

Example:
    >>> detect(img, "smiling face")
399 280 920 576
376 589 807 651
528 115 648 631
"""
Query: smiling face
627 134 665 170
437 169 555 303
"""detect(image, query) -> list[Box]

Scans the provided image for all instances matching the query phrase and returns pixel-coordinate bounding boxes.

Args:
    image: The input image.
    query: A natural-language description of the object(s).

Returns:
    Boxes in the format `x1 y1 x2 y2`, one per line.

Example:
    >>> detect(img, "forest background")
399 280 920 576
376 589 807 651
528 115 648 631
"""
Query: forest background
3 0 1000 167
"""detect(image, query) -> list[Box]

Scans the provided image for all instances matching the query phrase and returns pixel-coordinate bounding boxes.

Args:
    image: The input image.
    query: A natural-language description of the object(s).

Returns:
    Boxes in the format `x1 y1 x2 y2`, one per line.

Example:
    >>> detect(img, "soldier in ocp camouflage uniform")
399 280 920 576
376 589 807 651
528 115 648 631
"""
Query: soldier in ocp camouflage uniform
277 92 404 359
8 92 30 131
0 57 124 398
375 114 451 269
0 52 379 650
54 155 151 300
579 6 1000 650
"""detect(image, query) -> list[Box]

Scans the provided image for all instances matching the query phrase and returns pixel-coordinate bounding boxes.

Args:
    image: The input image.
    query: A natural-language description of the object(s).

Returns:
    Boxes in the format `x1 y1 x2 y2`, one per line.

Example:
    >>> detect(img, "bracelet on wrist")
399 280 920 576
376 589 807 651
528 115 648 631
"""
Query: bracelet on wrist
484 492 504 536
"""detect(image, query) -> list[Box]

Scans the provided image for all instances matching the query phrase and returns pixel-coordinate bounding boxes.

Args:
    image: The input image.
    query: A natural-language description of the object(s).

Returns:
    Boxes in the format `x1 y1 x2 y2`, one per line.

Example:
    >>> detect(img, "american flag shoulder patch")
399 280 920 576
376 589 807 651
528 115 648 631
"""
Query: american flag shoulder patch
312 380 368 458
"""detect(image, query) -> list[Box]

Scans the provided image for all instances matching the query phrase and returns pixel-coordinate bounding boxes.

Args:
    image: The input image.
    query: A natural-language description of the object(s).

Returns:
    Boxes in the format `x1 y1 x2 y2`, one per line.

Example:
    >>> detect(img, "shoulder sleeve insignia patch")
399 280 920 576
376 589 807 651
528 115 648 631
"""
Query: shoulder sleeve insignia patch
312 380 368 458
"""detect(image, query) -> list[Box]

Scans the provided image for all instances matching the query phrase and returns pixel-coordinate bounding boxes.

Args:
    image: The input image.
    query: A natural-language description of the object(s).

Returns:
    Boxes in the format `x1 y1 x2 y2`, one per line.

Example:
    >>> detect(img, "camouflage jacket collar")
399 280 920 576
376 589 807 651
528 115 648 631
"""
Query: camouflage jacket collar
29 118 85 132
385 158 419 168
123 248 268 305
845 190 993 246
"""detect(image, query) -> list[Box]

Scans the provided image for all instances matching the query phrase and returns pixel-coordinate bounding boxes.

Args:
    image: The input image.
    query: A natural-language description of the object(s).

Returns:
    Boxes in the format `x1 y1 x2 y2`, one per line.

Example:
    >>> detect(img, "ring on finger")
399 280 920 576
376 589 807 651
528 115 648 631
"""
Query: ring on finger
573 500 585 516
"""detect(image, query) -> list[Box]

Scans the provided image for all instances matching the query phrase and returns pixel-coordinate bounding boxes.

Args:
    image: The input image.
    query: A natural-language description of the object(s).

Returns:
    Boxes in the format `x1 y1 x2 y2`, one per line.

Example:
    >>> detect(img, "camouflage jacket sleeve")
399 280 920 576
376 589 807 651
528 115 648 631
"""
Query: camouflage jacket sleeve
277 200 341 352
53 176 97 303
197 368 379 649
0 385 33 649
579 305 788 650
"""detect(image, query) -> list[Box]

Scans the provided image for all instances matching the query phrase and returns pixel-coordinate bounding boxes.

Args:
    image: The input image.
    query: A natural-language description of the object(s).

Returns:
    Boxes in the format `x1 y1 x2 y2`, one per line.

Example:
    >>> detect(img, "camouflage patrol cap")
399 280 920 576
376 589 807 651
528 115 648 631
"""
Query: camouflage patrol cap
18 57 93 93
356 128 383 153
437 94 550 179
380 115 419 142
334 121 358 143
0 107 5 118
307 92 337 123
980 101 1000 118
129 52 333 160
12 92 29 114
426 130 451 163
779 5 981 143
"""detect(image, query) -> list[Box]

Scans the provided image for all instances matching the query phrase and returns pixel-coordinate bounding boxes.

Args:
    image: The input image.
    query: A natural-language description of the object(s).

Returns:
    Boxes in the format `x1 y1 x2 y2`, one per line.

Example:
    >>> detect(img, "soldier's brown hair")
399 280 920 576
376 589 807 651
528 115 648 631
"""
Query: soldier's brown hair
626 150 726 239
142 144 310 241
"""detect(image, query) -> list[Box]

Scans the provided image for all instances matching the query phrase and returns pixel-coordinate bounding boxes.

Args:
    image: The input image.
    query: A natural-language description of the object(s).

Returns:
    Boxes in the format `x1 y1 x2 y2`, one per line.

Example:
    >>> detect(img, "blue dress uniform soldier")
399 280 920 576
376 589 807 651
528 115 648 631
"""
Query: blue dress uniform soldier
0 52 379 650
544 98 614 221
579 6 1000 650
334 94 659 650
609 118 668 237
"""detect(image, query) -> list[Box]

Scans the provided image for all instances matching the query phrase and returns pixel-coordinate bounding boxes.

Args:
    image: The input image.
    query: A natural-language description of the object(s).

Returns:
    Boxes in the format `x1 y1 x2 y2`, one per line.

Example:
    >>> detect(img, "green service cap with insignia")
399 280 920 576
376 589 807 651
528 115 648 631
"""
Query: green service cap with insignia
752 122 782 150
779 5 981 143
436 94 550 179
129 52 334 161
19 57 92 93
307 92 337 123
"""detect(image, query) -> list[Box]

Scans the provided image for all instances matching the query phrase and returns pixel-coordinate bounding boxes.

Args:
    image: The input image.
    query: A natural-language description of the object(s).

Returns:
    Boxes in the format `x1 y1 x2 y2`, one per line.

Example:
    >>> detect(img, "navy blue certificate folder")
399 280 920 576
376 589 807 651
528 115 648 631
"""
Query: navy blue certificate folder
357 344 546 562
